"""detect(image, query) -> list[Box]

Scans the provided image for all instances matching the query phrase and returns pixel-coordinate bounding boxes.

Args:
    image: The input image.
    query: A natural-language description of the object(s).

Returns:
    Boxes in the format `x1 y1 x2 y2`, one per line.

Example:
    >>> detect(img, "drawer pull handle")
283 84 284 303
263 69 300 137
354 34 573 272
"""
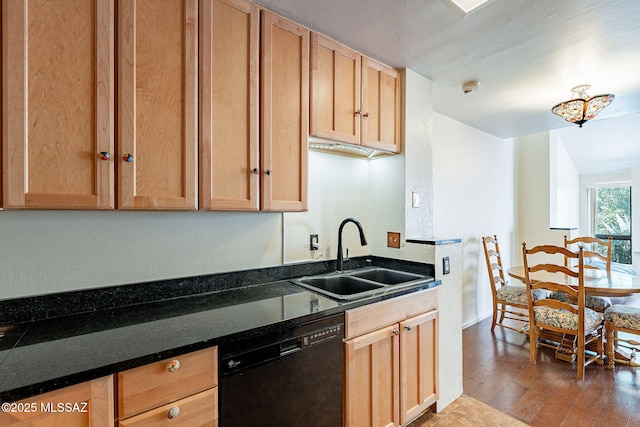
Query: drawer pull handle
167 406 180 419
167 359 180 372
123 153 134 163
98 152 110 161
392 329 400 335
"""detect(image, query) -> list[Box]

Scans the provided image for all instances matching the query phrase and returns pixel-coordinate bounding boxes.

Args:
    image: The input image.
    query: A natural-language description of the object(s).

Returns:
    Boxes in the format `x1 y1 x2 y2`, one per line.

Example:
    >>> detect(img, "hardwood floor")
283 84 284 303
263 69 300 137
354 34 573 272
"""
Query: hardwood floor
462 317 640 427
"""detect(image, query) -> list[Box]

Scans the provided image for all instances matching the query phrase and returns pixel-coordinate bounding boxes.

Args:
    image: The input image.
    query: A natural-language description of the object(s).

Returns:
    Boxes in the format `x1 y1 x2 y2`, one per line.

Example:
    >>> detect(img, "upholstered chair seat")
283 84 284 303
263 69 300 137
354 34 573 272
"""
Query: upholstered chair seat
534 305 602 331
604 304 640 330
497 286 546 305
604 304 640 370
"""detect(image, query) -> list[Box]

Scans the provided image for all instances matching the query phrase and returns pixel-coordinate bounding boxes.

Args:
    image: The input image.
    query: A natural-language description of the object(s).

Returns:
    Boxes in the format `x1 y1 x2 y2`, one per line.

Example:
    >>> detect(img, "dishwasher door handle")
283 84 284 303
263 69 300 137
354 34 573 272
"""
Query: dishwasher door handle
280 340 302 357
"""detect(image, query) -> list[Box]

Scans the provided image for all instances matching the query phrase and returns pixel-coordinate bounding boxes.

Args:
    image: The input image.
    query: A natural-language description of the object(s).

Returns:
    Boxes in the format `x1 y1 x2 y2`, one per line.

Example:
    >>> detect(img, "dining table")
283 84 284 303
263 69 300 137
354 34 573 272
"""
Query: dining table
507 265 640 363
507 266 640 297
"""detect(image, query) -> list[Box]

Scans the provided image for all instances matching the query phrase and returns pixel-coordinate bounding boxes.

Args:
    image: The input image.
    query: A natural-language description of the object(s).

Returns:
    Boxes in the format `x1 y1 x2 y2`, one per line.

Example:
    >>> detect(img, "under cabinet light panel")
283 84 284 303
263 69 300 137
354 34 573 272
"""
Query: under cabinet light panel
442 0 492 15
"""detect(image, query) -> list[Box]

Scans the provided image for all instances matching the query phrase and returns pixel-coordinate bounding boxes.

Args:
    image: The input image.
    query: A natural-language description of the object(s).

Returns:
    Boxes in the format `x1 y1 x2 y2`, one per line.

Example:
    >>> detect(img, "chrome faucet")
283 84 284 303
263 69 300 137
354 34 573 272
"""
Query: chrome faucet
337 218 368 271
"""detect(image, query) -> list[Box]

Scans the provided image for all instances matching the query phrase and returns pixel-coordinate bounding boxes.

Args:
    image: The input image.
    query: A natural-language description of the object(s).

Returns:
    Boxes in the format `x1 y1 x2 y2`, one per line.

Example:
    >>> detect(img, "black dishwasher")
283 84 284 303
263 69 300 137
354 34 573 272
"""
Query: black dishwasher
219 313 344 426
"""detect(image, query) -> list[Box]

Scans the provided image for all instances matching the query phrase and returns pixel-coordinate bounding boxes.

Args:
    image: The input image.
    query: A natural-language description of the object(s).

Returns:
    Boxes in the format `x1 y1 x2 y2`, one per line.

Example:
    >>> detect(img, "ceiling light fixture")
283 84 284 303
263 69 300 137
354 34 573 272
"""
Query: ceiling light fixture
551 84 614 128
462 80 479 94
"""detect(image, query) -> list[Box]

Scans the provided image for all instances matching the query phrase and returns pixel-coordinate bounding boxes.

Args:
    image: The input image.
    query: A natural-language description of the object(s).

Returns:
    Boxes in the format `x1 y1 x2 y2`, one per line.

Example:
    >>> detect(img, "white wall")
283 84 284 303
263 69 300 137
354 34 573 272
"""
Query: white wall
516 132 568 251
549 134 579 229
284 151 371 264
0 210 285 298
431 112 516 327
403 69 434 240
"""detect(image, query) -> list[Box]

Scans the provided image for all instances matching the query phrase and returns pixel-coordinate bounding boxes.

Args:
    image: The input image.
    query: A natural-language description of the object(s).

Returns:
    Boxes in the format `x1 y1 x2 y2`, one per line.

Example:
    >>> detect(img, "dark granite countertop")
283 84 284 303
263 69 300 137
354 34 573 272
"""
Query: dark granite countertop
0 256 439 402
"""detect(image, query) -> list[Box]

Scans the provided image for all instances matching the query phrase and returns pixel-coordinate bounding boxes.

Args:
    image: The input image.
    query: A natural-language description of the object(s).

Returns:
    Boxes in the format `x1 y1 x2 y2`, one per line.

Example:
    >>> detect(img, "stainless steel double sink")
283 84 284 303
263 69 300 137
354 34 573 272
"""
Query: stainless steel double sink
291 267 432 301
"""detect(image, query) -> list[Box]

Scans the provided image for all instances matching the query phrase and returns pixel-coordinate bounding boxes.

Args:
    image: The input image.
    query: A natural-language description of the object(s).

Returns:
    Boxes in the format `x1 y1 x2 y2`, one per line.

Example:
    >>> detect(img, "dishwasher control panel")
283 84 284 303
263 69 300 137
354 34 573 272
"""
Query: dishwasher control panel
305 323 342 346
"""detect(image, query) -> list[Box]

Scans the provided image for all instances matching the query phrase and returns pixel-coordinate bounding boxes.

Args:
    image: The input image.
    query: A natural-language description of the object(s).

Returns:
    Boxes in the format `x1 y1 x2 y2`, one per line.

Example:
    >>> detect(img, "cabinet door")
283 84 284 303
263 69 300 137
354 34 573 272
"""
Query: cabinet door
118 0 197 210
310 33 361 145
260 11 309 212
0 375 114 426
345 325 400 427
361 57 401 153
400 310 439 425
2 0 114 209
199 0 260 210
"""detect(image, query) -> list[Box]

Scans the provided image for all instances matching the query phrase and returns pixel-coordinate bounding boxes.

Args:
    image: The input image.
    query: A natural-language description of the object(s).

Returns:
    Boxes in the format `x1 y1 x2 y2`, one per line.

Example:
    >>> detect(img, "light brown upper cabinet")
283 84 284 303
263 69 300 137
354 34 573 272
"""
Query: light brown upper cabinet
199 0 260 211
361 57 401 153
310 34 401 153
310 33 361 145
2 0 115 209
260 10 309 211
200 5 308 212
118 0 198 210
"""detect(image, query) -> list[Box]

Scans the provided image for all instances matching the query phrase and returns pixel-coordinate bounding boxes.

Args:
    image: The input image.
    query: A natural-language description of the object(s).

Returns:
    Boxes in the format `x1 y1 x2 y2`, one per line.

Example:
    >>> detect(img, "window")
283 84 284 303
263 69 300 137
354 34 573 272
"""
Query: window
589 185 632 264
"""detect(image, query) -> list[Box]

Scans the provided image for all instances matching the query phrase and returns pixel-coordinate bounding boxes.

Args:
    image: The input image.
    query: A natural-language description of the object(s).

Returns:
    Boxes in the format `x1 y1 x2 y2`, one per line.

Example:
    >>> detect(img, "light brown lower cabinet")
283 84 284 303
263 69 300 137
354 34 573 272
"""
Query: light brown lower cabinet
0 375 114 426
344 289 439 427
117 347 218 426
119 388 217 427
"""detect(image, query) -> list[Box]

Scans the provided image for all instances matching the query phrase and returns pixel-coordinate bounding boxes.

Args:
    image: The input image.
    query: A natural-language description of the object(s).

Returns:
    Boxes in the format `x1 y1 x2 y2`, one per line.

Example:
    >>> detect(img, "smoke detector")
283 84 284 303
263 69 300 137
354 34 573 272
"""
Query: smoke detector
462 80 479 94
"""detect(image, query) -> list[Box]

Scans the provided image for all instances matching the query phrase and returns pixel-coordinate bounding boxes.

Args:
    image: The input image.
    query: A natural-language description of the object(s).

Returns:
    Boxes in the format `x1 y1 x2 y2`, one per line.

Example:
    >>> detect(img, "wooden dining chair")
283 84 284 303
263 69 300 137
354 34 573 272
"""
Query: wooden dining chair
522 243 604 379
604 304 640 370
482 235 546 334
548 235 614 313
564 235 613 271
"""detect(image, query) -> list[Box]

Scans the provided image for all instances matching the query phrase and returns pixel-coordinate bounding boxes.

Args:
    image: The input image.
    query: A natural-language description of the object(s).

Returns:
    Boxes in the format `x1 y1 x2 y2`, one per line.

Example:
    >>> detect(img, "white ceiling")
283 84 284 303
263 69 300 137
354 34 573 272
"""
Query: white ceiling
256 0 640 175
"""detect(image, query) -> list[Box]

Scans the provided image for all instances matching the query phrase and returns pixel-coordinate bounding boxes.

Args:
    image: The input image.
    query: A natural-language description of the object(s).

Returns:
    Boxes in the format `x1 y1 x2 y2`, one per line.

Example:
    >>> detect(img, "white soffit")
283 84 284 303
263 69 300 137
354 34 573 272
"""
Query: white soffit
442 0 493 15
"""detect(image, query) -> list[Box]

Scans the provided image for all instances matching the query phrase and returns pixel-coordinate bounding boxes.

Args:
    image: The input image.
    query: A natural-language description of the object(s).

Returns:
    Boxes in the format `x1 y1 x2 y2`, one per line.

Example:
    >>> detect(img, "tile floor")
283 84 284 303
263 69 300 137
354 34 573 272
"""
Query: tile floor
408 394 527 427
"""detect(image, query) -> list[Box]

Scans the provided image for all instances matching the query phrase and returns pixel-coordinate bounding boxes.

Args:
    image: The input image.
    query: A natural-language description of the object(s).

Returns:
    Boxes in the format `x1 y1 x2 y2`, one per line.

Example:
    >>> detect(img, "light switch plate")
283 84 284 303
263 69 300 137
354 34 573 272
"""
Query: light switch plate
412 191 420 208
443 256 450 275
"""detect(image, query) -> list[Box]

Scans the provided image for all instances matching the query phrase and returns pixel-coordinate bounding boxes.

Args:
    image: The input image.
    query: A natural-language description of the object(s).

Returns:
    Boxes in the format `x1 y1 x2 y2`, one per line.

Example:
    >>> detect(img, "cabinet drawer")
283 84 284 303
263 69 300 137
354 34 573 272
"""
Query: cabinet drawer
119 388 217 427
118 347 217 419
345 288 437 339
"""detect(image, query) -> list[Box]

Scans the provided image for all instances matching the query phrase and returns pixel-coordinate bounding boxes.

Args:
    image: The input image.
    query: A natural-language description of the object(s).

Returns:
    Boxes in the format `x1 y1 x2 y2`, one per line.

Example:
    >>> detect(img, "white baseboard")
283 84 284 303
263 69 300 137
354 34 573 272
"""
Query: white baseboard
462 312 493 330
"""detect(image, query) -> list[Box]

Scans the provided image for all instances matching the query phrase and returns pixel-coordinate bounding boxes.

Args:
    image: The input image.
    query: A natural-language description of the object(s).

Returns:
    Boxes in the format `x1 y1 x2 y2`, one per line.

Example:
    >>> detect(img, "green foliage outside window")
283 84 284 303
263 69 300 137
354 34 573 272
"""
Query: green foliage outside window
595 186 631 264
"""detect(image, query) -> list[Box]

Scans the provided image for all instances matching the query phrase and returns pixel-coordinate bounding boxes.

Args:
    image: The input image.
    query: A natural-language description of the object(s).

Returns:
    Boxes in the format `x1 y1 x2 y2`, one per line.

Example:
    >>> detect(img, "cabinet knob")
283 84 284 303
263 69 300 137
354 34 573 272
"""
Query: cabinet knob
355 110 361 116
253 168 259 174
265 169 272 176
392 329 400 335
123 154 134 163
98 152 110 161
167 406 180 419
406 325 412 331
362 112 369 119
167 359 180 372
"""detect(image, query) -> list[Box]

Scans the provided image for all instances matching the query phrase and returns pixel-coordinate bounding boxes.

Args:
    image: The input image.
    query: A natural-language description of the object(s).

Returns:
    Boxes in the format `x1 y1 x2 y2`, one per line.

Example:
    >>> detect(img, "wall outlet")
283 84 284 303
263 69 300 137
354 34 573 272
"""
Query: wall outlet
387 232 401 249
310 234 319 251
